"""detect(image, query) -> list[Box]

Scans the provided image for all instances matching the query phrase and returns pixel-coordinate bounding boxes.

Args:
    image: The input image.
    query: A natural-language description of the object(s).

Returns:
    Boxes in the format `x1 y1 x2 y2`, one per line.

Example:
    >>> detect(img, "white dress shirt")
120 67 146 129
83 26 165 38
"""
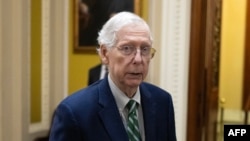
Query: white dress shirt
108 75 145 141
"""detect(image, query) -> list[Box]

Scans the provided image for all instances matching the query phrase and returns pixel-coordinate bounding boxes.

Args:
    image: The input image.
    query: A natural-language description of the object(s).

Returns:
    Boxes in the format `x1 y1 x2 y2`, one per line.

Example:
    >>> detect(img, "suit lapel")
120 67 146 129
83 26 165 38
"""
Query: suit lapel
97 78 158 141
98 78 129 141
140 84 157 141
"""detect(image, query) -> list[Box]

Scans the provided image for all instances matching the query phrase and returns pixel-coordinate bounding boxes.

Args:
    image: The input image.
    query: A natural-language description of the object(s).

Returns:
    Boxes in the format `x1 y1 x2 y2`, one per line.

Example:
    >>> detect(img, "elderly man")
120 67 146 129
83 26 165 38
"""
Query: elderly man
49 11 176 141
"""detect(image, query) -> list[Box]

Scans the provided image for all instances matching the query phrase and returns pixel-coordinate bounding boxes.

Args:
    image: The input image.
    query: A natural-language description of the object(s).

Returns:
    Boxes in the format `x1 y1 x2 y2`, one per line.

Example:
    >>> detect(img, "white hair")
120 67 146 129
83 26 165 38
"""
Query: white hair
97 11 153 52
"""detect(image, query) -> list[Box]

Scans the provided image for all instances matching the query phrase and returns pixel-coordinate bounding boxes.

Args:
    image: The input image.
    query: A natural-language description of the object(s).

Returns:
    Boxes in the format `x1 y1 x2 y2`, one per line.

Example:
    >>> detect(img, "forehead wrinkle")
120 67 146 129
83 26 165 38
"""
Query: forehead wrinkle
117 30 150 42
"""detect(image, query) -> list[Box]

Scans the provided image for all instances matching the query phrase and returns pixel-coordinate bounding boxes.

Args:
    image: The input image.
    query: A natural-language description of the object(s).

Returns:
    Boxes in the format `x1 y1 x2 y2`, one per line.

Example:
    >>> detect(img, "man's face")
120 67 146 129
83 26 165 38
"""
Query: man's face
102 24 152 91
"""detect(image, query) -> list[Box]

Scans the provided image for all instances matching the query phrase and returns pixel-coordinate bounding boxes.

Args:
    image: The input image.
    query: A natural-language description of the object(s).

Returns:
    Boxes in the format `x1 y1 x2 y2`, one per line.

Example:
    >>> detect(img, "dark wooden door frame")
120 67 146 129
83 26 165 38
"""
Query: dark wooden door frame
187 0 208 140
187 0 221 141
243 0 250 124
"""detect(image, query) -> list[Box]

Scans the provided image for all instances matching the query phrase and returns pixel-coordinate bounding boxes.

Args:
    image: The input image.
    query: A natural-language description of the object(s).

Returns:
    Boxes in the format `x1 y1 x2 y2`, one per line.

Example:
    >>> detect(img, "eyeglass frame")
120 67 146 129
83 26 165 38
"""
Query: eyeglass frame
114 45 156 59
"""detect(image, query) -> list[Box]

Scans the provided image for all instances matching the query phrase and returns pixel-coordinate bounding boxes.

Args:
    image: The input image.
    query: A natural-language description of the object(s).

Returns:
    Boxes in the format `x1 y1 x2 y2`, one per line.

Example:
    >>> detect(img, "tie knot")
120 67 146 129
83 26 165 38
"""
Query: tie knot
126 100 138 113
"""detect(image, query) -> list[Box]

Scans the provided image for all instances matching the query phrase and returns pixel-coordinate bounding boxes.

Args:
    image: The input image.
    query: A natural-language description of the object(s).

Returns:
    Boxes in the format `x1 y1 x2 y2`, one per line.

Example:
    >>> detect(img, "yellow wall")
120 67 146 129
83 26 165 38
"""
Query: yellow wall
68 0 100 94
219 0 246 109
141 0 149 21
68 0 149 94
30 0 42 123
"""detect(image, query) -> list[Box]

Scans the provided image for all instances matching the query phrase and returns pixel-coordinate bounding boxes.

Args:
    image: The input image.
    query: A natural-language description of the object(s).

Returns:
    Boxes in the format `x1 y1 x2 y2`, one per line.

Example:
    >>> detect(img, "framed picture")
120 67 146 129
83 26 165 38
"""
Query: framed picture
74 0 141 53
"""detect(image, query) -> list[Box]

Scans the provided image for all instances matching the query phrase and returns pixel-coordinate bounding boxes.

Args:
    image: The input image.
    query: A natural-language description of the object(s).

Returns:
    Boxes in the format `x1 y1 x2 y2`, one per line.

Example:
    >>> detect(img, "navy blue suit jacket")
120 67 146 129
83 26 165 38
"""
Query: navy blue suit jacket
49 77 176 141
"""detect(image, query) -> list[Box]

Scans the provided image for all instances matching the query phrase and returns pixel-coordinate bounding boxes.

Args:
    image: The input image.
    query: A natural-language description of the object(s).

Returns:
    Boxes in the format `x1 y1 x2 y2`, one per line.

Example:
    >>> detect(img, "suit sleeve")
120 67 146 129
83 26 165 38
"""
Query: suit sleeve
49 103 82 141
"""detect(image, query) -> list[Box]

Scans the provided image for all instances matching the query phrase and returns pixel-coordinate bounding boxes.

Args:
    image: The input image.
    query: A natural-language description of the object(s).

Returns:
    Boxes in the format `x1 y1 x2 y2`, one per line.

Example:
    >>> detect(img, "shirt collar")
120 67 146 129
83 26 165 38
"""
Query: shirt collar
108 75 141 110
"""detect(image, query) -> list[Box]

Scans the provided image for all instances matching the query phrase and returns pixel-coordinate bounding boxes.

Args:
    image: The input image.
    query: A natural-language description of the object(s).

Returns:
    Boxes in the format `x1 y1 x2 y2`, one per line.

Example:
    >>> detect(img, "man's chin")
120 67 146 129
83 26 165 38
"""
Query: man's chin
126 79 142 87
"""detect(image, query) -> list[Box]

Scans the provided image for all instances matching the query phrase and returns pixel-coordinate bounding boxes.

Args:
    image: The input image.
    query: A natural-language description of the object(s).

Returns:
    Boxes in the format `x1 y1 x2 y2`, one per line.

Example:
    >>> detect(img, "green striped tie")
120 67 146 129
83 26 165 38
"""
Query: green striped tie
126 100 141 141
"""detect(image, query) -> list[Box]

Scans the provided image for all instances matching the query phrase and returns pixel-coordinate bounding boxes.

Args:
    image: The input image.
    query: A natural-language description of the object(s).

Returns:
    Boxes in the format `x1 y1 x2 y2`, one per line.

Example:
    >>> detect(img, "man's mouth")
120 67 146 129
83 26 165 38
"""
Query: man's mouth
129 73 142 76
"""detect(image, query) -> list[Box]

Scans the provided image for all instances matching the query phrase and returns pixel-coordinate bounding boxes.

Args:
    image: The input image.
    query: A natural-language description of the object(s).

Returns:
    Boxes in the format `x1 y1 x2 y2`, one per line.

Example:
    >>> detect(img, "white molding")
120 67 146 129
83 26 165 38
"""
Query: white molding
29 0 50 138
0 0 30 141
0 0 68 140
29 0 69 140
63 0 69 99
148 0 191 141
0 0 3 139
29 0 51 138
48 0 69 109
222 109 247 123
41 0 51 129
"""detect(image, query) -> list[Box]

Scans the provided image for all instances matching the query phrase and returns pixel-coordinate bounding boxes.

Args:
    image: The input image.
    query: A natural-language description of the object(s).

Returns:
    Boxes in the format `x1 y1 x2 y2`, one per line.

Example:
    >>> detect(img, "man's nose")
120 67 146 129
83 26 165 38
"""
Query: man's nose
133 49 143 62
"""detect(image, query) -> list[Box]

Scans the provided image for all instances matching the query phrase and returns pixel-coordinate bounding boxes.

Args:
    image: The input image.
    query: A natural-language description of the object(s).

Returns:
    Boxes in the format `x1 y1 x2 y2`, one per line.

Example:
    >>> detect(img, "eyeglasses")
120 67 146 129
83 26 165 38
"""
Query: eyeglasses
115 45 156 59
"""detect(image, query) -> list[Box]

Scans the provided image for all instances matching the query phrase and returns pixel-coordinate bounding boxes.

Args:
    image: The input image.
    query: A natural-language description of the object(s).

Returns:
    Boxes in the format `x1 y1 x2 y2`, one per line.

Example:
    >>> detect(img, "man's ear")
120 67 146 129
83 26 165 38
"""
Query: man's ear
99 45 109 65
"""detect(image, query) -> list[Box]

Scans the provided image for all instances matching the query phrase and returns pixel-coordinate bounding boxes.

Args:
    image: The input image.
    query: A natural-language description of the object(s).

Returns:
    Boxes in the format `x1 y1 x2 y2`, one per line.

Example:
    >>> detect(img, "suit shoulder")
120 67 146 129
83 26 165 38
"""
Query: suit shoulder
140 82 172 97
60 83 100 107
141 82 169 92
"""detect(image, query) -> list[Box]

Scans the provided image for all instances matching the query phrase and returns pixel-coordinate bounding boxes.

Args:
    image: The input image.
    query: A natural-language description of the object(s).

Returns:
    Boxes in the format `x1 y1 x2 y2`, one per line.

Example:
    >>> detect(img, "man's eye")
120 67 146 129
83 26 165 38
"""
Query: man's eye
121 46 133 52
142 47 150 52
122 46 131 50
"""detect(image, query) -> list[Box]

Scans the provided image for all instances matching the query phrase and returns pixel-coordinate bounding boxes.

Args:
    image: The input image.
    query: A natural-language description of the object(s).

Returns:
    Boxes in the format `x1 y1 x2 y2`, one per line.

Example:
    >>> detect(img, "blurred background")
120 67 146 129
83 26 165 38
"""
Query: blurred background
0 0 249 141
